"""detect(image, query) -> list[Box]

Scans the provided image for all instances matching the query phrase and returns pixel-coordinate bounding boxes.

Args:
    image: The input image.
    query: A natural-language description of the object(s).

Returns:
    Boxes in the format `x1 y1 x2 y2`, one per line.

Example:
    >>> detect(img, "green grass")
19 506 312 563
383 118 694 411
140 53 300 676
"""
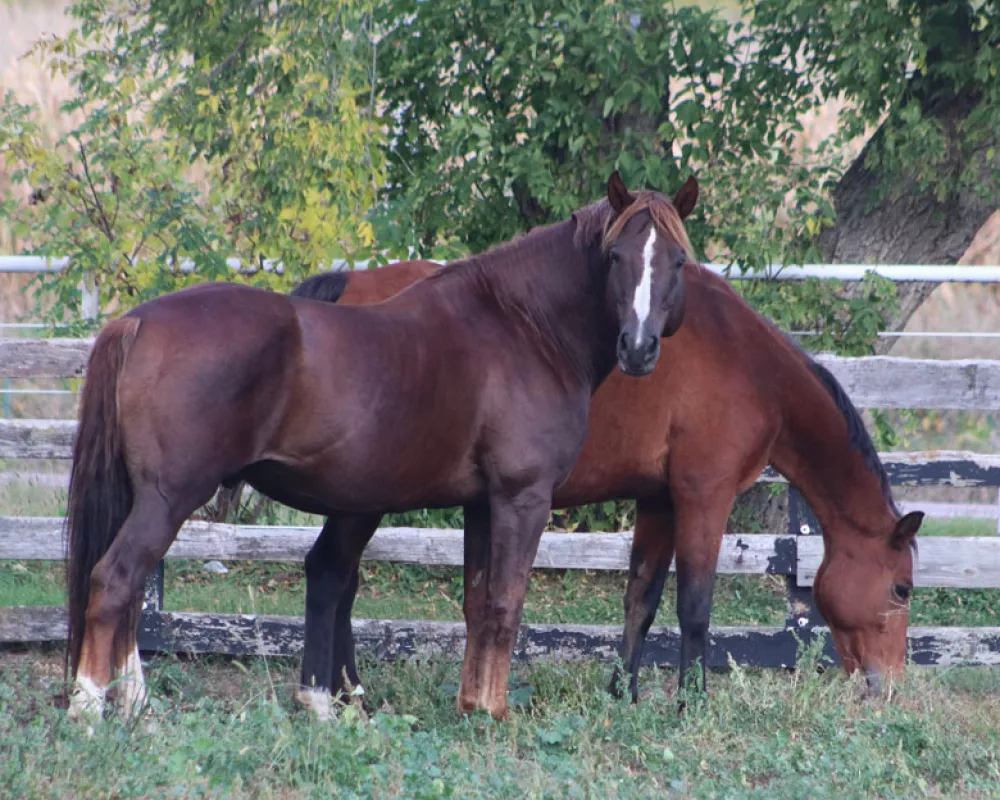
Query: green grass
4 546 1000 627
2 647 999 797
921 517 997 537
0 559 789 626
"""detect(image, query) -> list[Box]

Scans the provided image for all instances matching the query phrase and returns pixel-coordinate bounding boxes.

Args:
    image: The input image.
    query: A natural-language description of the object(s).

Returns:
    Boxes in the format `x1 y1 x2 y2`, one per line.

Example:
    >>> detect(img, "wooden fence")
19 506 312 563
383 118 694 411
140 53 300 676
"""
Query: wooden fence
1 339 1000 670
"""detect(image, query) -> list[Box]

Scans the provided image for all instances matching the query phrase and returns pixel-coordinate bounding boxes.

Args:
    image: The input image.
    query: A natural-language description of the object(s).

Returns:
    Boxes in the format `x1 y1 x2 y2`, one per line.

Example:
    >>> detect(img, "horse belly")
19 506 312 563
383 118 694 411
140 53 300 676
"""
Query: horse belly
245 444 484 516
554 450 666 508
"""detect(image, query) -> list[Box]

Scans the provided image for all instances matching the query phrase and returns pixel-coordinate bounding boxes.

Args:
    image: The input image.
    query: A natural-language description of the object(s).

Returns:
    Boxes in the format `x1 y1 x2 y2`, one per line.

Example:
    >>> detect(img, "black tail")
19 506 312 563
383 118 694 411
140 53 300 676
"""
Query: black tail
291 271 350 303
65 316 141 679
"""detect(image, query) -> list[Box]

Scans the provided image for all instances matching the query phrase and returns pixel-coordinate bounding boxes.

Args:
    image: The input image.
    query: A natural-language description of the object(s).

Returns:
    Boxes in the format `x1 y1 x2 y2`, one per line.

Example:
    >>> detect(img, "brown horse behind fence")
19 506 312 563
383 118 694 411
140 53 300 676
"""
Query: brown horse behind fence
294 258 923 706
64 173 698 724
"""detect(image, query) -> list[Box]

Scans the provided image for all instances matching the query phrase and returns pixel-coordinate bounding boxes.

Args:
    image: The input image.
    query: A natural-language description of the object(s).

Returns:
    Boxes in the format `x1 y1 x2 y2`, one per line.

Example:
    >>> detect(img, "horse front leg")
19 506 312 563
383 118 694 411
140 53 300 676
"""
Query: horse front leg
671 483 735 705
610 496 675 703
457 486 551 720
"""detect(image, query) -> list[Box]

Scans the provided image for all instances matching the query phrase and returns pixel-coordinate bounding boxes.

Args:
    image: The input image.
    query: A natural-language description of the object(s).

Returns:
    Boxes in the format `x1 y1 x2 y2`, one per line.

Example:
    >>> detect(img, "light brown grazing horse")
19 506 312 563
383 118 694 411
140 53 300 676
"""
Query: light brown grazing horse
294 255 924 707
64 173 697 724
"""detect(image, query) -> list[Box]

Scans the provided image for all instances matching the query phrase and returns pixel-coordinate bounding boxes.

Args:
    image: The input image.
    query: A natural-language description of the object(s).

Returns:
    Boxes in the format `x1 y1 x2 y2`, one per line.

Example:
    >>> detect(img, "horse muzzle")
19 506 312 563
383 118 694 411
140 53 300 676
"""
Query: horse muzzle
864 668 883 698
617 329 660 376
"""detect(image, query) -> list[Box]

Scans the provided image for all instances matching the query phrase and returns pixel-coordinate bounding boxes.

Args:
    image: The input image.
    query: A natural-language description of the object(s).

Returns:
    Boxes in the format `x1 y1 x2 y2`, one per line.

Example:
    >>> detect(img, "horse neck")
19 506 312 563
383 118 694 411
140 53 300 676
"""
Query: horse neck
768 361 897 543
443 219 617 388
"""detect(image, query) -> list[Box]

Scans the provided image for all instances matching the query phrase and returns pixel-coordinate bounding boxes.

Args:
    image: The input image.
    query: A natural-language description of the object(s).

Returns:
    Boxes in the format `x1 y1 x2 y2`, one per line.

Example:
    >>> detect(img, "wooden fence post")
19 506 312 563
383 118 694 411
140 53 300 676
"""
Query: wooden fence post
80 273 99 322
142 562 164 615
785 486 837 666
138 562 165 652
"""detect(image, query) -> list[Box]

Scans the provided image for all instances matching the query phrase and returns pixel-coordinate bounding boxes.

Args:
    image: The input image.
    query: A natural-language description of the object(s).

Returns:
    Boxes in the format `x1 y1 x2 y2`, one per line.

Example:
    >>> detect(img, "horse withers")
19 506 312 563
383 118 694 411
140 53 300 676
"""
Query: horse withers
297 238 922 707
64 172 697 724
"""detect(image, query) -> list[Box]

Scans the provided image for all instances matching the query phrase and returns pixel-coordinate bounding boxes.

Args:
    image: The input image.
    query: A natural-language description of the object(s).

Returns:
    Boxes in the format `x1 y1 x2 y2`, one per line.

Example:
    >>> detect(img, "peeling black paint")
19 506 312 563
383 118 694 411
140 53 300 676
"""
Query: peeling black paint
763 459 1000 487
766 537 797 575
4 607 997 669
883 458 1000 487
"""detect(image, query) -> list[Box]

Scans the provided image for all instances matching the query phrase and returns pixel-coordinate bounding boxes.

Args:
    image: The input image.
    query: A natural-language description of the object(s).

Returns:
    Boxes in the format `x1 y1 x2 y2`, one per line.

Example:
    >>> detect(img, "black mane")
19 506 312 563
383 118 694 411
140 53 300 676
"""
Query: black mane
291 271 349 303
808 358 900 517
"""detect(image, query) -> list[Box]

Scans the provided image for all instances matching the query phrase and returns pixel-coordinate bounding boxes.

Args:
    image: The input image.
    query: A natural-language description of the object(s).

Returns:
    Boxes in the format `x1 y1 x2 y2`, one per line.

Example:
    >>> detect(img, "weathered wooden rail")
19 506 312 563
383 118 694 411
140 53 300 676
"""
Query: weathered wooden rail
3 337 1000 409
1 339 999 669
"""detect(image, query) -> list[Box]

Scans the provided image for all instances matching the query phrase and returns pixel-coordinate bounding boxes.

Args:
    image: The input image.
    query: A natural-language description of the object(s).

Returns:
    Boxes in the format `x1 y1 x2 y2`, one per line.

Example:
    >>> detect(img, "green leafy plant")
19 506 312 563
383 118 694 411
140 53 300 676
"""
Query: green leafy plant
0 0 383 325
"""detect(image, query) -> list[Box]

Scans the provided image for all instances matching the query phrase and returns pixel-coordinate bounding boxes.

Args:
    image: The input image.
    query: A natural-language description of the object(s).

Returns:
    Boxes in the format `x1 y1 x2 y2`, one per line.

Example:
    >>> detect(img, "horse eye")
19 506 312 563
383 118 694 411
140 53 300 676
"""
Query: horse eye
675 256 685 269
609 251 620 264
892 584 911 602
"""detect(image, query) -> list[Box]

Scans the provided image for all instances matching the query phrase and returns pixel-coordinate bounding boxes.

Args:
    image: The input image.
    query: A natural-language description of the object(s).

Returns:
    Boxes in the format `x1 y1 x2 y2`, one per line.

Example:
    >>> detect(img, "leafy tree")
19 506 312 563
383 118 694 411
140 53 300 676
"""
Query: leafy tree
752 0 1000 352
373 0 997 532
375 0 998 351
375 0 833 264
0 0 382 326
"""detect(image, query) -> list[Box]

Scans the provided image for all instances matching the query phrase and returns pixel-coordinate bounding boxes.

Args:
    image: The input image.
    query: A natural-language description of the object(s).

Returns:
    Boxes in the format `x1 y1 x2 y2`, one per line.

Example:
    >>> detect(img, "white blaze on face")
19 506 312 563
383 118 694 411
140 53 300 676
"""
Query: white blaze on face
631 225 657 340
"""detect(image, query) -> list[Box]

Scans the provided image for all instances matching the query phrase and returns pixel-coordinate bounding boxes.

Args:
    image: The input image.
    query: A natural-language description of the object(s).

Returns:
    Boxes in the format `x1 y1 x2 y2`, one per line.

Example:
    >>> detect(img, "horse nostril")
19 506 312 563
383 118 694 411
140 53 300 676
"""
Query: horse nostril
618 330 631 353
642 335 658 356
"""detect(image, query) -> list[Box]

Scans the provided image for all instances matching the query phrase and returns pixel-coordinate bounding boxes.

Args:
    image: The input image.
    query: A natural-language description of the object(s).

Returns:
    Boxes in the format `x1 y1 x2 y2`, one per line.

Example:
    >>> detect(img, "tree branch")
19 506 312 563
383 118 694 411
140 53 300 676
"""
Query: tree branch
76 139 116 243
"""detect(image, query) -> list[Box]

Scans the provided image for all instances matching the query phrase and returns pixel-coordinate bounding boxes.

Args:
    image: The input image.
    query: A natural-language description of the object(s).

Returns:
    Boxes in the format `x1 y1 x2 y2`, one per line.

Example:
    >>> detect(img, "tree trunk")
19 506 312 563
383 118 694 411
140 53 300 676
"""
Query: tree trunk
736 0 997 531
820 0 996 353
819 98 996 354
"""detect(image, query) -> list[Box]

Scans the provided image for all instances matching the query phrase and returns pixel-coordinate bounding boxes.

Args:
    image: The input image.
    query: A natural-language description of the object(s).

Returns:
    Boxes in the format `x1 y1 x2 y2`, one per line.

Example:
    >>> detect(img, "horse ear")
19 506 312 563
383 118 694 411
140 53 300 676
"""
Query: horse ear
891 511 923 549
607 171 636 213
673 175 699 220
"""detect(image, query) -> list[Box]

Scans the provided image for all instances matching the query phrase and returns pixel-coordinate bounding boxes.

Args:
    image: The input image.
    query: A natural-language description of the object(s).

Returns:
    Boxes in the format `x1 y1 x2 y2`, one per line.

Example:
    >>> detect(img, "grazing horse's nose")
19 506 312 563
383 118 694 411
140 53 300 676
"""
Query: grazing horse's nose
864 668 883 698
617 329 660 376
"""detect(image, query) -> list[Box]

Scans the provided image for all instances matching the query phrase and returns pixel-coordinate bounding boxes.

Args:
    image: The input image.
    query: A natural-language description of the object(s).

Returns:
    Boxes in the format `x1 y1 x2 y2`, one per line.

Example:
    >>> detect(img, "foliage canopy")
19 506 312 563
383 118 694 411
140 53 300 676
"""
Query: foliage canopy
0 0 382 325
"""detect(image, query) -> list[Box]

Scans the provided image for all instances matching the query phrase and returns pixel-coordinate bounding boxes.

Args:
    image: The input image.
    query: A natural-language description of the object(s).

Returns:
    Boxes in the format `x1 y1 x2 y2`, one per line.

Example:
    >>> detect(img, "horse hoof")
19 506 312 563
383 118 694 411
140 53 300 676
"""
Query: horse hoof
456 696 507 721
607 670 625 700
296 688 334 722
67 678 106 730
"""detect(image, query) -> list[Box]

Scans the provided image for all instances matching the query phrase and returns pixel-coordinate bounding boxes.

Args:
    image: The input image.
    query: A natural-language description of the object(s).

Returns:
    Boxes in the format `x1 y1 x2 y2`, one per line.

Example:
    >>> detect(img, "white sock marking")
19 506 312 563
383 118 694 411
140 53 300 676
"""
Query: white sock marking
631 226 657 339
118 645 148 718
68 674 106 727
296 687 334 722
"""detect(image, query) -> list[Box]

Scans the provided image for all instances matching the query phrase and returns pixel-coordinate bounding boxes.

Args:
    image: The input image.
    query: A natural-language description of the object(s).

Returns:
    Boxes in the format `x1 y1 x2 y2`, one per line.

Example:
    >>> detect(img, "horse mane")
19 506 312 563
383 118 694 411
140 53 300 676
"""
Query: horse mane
774 327 901 520
416 215 619 381
573 193 696 262
807 359 901 518
291 271 349 303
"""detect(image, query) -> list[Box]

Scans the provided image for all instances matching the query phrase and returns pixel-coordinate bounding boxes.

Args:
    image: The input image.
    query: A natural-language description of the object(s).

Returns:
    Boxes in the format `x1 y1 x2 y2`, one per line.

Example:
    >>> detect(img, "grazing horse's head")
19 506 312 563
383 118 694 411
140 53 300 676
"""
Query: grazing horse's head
813 511 924 695
601 172 698 376
791 362 925 696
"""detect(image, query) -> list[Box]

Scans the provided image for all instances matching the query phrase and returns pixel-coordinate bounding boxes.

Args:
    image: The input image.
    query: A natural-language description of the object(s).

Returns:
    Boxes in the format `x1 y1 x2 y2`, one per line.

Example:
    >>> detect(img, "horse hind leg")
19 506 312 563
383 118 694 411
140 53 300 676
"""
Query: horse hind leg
297 513 379 721
69 485 209 726
110 580 168 722
610 497 675 703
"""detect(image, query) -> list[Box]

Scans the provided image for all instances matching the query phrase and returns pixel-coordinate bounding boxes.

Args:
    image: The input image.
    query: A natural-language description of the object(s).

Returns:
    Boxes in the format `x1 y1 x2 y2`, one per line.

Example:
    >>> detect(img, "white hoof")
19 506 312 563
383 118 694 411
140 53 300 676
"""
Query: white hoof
117 646 149 720
296 688 334 722
68 675 106 728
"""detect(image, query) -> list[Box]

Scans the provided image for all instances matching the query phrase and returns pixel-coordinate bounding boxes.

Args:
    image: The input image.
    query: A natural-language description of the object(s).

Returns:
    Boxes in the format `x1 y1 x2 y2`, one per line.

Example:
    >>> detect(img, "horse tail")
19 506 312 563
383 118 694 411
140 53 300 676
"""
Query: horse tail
65 316 141 679
290 271 350 303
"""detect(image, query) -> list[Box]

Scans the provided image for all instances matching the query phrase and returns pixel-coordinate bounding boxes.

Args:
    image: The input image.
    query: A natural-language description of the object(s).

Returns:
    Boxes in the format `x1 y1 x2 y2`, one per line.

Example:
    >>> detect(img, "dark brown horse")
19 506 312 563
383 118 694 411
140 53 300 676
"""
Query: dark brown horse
295 257 923 707
65 173 698 724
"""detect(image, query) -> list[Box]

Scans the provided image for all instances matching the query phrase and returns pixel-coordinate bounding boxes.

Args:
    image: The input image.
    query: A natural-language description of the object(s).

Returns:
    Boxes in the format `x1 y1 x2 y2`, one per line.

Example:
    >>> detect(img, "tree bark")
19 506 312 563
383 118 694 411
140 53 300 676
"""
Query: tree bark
819 0 996 353
819 96 996 354
736 0 997 532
